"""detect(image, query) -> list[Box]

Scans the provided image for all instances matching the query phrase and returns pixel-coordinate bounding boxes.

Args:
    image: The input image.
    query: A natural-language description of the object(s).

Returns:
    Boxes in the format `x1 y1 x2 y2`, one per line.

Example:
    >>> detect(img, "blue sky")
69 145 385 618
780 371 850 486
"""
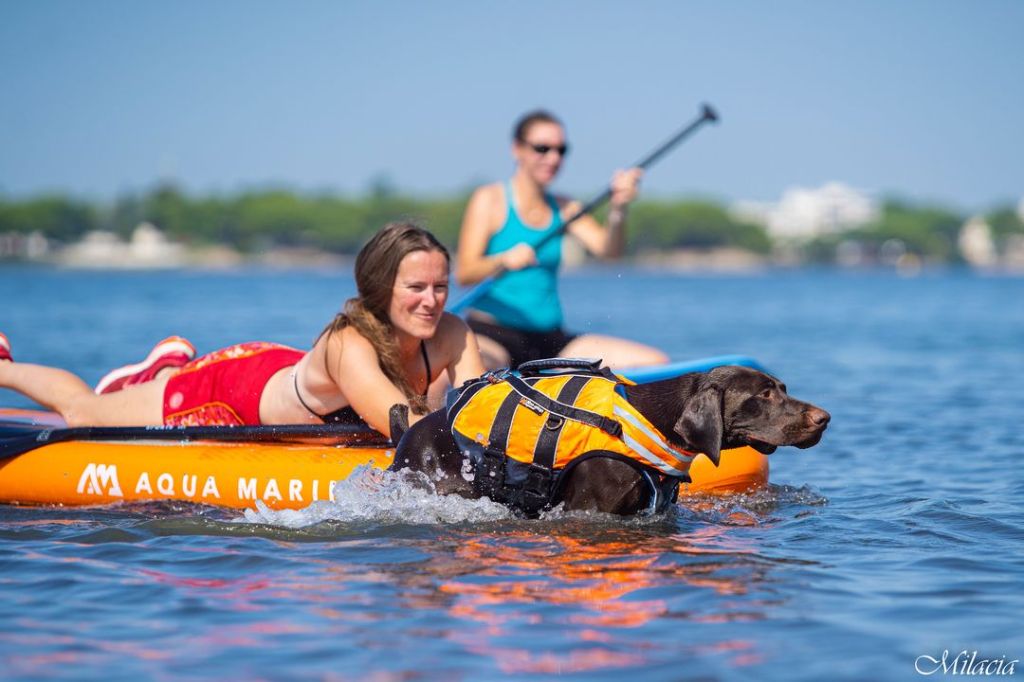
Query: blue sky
1 0 1021 211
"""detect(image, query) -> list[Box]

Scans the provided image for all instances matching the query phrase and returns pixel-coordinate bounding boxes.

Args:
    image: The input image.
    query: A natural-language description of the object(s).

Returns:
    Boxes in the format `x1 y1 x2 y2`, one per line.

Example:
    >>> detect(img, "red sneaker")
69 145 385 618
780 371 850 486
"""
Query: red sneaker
95 336 196 394
0 332 11 362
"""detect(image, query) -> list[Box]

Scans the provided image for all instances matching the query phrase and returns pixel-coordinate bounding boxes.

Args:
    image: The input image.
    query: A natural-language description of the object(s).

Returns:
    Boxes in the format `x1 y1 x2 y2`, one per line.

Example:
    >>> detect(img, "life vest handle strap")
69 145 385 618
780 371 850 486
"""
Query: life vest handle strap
516 357 603 375
504 375 623 438
516 357 622 385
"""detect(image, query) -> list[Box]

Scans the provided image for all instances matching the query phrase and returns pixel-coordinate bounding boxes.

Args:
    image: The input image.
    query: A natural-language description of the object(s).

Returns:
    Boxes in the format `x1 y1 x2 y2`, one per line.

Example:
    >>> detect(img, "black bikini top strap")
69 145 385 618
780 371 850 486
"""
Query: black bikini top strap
420 340 431 397
293 368 326 419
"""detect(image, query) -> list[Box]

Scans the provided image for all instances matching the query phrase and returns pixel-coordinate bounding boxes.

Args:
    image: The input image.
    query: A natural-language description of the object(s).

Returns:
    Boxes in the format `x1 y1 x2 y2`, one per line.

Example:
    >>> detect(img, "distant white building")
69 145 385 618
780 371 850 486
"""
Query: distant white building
129 222 186 264
732 182 878 241
0 230 49 260
958 212 1024 272
57 222 186 269
958 217 997 268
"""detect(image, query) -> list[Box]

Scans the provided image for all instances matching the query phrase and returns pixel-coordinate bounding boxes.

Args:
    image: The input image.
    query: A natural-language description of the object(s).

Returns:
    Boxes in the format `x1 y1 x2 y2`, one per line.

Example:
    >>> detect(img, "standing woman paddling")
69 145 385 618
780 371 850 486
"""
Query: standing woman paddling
456 110 669 370
0 223 484 439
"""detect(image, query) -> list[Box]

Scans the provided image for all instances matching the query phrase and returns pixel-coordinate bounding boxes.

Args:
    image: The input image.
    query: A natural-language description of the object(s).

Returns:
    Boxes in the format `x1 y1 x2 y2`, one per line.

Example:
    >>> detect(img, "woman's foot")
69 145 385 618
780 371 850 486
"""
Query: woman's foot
94 336 196 394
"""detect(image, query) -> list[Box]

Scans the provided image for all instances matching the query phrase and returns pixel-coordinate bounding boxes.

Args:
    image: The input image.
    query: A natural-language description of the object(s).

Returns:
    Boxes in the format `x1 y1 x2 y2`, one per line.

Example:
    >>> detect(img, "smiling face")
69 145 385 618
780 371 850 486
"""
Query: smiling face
513 120 568 186
388 249 450 341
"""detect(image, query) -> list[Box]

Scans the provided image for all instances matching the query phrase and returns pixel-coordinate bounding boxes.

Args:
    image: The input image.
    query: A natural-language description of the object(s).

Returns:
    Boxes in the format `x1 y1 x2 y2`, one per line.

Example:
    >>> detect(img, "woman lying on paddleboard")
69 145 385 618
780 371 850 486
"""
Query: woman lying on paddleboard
456 109 668 370
0 223 485 439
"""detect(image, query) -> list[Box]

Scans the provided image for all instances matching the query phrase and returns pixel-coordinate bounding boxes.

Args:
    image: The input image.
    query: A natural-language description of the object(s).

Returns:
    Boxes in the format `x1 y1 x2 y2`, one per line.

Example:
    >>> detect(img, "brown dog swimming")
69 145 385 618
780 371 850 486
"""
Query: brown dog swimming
392 365 829 516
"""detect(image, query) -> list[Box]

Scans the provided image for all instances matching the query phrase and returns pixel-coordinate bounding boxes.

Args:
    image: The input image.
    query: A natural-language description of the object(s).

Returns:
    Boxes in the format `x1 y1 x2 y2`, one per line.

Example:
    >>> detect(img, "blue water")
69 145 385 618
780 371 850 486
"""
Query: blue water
1 265 1022 680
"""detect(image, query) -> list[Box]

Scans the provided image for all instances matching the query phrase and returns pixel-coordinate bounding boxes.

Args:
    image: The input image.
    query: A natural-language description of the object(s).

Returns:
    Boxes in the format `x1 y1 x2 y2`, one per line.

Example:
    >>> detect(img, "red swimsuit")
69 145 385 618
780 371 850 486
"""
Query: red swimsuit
162 342 303 426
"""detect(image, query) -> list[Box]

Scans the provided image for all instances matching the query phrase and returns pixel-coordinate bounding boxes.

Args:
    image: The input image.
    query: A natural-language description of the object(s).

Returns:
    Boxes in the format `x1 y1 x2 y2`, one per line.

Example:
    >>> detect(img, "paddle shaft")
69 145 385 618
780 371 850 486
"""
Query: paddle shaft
450 104 719 314
0 422 390 462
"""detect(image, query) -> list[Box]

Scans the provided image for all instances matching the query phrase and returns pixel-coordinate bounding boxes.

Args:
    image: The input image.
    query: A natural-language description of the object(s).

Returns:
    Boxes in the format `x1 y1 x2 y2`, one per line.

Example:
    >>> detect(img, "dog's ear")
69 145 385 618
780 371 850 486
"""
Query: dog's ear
673 387 723 466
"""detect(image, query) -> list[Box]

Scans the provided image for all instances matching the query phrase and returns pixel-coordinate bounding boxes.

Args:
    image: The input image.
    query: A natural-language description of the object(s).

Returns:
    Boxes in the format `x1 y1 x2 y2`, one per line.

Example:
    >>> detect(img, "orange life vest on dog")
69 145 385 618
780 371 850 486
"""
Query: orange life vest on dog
447 359 695 515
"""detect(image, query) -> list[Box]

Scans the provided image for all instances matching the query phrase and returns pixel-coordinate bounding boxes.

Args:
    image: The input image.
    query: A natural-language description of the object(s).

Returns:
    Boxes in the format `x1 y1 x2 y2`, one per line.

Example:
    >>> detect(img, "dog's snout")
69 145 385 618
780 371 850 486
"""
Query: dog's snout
808 407 830 427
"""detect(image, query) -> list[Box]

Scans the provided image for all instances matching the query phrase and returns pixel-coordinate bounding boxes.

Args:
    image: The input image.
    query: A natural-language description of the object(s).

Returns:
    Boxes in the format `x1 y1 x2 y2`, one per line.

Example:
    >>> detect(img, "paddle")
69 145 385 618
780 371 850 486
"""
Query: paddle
450 103 719 314
0 422 391 462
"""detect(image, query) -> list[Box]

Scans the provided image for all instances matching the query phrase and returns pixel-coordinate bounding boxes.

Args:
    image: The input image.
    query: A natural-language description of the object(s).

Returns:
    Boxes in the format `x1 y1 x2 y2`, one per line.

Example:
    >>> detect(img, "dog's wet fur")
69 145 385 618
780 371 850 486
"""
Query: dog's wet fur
392 366 830 516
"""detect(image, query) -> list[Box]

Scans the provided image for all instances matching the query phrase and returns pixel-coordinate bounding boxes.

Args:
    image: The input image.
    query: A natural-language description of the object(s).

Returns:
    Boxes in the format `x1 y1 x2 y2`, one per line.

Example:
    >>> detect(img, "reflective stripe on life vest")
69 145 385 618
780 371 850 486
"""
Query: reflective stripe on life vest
611 402 693 477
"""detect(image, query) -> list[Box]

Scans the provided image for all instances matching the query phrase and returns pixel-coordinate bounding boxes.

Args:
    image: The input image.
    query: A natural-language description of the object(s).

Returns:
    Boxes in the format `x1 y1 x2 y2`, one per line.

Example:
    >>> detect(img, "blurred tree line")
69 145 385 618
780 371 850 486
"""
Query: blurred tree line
624 199 772 253
0 184 466 253
803 199 1023 264
1 185 1020 262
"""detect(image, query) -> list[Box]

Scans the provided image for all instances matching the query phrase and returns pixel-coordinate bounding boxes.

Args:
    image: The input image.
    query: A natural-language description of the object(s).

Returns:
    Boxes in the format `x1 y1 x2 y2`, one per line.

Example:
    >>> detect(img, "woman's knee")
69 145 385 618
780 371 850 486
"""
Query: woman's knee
561 335 667 368
619 345 668 368
636 346 670 365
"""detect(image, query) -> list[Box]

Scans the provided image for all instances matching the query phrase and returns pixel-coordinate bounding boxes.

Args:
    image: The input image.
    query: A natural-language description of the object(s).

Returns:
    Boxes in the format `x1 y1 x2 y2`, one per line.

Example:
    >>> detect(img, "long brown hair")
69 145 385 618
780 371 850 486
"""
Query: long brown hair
322 222 450 414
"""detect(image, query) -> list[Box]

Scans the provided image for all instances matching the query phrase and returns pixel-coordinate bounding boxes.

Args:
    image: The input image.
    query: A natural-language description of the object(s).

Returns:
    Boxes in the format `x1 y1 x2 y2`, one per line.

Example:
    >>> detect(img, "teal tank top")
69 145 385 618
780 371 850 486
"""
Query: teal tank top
471 183 564 332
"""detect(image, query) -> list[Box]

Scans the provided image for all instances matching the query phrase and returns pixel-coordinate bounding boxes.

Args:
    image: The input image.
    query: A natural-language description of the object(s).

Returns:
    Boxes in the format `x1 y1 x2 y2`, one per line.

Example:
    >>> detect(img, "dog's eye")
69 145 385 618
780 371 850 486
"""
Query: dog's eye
759 388 773 399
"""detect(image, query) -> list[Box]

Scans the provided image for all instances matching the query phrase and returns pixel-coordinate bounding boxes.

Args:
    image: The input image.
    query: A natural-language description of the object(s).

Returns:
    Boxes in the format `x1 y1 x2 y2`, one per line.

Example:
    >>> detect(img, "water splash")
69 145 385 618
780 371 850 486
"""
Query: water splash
242 465 514 528
241 465 827 530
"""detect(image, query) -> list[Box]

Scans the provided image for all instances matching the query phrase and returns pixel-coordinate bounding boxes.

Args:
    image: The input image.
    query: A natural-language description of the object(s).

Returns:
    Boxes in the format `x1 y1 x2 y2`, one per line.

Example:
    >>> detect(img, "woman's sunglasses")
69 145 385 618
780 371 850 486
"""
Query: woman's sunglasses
525 142 569 157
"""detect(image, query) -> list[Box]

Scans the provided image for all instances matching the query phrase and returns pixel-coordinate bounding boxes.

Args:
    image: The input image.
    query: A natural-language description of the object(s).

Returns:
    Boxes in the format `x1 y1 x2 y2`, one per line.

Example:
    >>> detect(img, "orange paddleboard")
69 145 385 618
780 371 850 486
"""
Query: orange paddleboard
0 409 767 510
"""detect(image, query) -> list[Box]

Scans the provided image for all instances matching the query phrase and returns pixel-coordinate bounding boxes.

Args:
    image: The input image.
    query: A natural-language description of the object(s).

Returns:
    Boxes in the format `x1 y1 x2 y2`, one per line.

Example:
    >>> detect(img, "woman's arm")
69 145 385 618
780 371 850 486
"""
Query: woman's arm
455 185 537 285
325 328 416 438
565 168 642 259
323 318 486 438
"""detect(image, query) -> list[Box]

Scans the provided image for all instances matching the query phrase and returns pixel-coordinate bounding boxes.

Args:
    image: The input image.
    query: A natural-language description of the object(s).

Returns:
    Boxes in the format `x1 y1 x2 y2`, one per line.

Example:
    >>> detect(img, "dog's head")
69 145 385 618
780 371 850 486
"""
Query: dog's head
672 366 830 465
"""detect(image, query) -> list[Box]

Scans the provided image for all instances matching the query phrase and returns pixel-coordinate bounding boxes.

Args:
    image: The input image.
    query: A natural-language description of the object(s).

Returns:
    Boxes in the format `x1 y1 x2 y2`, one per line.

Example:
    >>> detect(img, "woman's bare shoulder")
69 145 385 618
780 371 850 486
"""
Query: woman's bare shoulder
429 312 468 349
436 311 472 337
467 183 505 214
321 324 376 360
432 313 474 355
462 184 508 242
471 181 503 200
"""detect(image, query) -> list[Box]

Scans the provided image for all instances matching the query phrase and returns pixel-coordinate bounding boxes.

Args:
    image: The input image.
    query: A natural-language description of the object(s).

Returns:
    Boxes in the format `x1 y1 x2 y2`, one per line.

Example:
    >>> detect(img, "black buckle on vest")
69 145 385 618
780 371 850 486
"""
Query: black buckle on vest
515 463 554 516
475 449 506 500
642 471 684 516
665 476 681 506
482 368 511 384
